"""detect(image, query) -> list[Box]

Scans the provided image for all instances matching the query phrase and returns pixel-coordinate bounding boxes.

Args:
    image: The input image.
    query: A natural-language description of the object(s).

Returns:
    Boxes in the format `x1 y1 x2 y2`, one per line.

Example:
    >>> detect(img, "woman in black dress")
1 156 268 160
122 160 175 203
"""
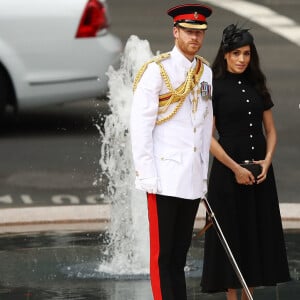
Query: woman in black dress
200 24 290 300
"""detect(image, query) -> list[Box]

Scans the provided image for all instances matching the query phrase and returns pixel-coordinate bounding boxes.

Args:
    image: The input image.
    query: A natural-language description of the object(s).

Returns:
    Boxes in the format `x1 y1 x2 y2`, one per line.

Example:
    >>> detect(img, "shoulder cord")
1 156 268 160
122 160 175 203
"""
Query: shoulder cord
156 59 204 125
132 52 171 92
133 53 206 125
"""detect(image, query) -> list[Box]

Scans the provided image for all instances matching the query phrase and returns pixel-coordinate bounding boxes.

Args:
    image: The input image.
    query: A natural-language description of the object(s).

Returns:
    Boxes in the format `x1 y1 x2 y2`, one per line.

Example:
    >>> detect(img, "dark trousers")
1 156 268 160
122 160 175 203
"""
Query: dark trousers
147 193 200 300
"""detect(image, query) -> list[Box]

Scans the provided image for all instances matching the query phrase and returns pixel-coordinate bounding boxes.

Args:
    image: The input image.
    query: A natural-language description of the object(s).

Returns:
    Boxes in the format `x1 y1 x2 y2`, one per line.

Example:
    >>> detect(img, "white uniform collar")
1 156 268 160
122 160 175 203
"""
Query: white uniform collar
171 46 197 69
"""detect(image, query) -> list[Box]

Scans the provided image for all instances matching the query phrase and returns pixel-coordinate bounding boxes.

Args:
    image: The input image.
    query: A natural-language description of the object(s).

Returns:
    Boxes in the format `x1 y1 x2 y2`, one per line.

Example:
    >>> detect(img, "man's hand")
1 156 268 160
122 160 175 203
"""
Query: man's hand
135 177 162 194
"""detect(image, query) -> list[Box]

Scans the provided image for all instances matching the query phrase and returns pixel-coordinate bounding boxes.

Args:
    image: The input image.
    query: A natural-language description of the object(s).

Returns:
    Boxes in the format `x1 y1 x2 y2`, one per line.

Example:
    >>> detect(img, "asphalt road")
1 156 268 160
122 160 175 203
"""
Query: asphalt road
0 99 111 208
0 0 299 209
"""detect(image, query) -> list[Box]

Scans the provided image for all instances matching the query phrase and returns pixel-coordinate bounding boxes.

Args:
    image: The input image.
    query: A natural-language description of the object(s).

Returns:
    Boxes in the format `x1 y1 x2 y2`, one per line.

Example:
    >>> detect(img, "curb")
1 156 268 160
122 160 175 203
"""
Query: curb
0 203 299 233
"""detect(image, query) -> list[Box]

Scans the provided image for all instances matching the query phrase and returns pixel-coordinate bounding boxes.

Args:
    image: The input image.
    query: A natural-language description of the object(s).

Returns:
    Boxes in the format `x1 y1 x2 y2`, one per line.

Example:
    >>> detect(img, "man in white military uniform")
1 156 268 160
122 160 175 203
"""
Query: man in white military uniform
130 4 213 300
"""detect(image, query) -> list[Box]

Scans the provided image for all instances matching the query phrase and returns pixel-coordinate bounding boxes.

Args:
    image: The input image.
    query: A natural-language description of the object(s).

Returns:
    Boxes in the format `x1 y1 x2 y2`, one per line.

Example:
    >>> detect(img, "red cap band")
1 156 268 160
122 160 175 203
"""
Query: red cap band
174 13 206 23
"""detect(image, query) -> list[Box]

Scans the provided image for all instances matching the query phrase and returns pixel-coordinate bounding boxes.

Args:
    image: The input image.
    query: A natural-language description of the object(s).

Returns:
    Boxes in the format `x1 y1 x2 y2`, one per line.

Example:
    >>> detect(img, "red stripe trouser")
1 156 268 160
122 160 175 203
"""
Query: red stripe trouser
147 193 200 300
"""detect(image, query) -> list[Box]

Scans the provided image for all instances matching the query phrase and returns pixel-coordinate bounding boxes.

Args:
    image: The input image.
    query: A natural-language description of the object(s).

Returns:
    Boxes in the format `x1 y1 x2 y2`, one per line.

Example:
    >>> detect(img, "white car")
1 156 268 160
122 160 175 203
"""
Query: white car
0 0 122 114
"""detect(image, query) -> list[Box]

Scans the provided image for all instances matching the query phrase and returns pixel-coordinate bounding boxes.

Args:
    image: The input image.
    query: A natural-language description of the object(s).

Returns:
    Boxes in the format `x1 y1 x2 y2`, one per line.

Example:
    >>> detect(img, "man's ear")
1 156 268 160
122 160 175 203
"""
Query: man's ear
173 26 179 39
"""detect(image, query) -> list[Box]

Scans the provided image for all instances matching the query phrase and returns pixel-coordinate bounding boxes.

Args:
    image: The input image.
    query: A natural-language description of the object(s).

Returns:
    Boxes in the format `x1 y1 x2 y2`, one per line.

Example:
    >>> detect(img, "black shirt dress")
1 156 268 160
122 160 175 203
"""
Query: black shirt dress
200 71 291 292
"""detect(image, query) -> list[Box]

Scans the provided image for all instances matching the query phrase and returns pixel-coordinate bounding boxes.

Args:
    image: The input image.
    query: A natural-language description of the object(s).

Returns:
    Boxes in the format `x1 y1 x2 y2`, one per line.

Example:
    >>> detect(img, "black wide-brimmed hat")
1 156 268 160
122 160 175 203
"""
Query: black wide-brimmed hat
167 3 212 30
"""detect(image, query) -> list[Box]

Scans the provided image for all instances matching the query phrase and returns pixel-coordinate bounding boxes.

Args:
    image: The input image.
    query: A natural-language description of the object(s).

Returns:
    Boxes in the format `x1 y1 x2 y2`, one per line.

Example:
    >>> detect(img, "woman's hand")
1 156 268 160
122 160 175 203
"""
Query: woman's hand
254 159 270 184
234 165 256 185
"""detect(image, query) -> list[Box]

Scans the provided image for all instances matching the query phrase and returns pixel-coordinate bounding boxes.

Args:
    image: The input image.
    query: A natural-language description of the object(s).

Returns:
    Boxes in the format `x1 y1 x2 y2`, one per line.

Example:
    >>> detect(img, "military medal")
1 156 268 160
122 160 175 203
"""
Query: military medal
200 81 212 101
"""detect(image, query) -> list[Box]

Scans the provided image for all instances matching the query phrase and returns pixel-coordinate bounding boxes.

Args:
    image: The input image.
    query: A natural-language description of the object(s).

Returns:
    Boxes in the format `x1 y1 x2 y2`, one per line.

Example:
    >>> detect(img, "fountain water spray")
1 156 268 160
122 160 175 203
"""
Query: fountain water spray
97 35 154 276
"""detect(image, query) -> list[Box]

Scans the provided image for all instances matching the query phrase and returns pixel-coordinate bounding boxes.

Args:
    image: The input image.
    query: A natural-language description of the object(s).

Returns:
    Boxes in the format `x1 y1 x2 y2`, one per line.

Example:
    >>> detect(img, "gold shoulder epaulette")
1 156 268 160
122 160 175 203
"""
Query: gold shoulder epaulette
196 55 210 67
133 52 171 91
152 52 171 64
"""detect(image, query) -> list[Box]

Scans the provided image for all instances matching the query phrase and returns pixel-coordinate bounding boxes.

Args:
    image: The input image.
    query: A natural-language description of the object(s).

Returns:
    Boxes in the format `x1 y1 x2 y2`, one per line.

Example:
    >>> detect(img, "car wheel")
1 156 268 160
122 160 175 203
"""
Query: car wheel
0 67 13 115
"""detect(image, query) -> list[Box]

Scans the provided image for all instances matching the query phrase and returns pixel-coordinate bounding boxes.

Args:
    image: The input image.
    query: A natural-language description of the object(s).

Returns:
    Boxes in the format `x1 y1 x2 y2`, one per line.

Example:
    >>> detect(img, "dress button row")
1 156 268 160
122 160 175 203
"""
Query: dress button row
248 106 254 149
240 82 253 153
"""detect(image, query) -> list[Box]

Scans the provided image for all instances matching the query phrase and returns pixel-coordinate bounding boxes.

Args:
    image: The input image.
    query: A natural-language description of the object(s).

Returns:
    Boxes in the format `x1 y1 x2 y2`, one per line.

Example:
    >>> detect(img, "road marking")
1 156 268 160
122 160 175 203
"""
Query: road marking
0 195 13 204
20 195 33 204
52 194 80 205
0 194 107 206
202 0 300 47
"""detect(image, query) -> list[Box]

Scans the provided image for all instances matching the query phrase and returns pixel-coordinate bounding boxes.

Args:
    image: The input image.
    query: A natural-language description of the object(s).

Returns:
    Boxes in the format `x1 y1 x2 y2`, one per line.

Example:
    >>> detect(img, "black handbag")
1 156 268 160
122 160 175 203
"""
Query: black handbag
239 160 262 179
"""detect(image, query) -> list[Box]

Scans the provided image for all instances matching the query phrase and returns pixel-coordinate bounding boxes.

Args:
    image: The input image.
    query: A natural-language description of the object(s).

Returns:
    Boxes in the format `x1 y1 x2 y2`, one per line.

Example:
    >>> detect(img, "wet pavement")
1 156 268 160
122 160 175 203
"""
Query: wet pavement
0 229 298 300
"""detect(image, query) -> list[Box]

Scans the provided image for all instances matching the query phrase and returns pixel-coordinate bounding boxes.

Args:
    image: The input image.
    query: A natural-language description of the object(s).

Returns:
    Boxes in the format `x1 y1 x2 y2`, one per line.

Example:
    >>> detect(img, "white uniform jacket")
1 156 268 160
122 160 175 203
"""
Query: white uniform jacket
130 46 213 199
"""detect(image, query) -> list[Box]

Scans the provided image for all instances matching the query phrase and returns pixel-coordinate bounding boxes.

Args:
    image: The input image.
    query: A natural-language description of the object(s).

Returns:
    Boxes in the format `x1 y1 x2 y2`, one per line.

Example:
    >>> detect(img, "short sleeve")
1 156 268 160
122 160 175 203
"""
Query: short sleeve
264 97 274 111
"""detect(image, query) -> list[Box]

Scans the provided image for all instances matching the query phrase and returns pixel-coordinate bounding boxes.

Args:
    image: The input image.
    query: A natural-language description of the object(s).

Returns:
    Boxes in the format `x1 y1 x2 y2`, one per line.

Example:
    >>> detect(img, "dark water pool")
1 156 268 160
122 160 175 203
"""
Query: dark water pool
0 230 298 300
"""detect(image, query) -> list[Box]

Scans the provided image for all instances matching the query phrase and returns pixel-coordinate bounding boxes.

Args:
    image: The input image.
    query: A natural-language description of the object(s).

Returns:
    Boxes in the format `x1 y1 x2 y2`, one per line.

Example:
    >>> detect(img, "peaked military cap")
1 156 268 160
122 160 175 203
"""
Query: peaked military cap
167 3 212 30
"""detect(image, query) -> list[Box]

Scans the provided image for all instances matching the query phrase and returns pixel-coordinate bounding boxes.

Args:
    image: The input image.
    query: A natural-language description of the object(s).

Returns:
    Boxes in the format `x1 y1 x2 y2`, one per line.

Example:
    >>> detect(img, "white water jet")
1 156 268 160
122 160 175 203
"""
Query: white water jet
97 35 155 276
